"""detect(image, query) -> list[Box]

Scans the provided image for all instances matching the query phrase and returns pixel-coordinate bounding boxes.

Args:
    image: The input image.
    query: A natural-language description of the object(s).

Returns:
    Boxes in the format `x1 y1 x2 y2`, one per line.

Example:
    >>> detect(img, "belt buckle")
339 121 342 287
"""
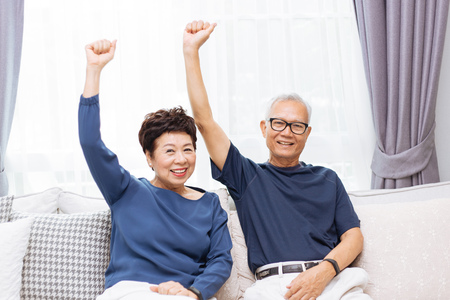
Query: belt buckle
256 261 321 280
305 261 320 269
258 269 271 279
282 264 304 274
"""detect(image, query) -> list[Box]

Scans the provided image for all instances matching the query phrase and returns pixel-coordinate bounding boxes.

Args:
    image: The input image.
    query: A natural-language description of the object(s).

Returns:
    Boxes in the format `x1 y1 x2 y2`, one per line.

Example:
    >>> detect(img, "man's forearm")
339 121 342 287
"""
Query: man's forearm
183 49 214 128
323 227 364 274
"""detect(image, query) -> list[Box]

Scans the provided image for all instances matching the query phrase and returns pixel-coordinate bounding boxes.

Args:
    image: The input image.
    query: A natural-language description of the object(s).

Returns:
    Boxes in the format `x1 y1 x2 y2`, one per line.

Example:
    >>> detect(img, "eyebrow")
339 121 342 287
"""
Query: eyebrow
162 143 194 148
272 117 307 123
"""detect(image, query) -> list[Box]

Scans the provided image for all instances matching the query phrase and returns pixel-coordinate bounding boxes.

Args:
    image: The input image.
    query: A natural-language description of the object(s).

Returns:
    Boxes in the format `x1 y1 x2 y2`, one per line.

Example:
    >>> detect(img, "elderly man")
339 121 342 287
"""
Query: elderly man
183 20 371 300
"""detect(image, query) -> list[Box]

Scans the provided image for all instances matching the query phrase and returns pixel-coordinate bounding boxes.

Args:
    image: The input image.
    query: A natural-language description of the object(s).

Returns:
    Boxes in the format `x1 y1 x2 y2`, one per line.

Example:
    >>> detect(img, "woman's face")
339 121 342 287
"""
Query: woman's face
146 131 196 191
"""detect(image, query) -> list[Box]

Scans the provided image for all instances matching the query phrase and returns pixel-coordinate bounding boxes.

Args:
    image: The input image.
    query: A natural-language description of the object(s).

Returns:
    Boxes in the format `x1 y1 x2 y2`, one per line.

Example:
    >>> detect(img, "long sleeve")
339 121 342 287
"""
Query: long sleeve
78 94 131 205
191 195 233 299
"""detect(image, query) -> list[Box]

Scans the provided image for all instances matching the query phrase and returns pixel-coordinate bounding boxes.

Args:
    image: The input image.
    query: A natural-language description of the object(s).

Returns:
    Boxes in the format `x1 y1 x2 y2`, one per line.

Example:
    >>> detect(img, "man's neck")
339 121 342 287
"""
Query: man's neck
268 157 300 168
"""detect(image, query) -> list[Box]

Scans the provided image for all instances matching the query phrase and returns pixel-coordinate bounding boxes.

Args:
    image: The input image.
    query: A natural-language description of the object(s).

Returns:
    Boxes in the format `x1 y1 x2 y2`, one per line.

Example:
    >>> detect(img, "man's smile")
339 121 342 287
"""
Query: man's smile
277 141 294 145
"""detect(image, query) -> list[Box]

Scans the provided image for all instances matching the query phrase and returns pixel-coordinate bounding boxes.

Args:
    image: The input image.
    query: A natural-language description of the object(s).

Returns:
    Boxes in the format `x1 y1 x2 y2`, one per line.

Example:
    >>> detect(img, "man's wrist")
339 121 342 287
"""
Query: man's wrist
323 258 341 276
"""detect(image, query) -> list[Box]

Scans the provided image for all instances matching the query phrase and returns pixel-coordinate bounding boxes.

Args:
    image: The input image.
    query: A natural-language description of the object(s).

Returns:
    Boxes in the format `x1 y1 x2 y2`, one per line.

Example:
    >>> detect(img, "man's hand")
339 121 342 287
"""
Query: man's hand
284 227 364 299
284 263 335 300
183 20 216 55
183 19 231 170
85 39 117 70
149 281 198 299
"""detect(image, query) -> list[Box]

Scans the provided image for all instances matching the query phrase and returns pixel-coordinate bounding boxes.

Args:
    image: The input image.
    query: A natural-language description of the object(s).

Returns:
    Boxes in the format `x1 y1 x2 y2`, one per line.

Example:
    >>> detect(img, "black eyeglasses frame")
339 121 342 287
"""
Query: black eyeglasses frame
267 118 309 135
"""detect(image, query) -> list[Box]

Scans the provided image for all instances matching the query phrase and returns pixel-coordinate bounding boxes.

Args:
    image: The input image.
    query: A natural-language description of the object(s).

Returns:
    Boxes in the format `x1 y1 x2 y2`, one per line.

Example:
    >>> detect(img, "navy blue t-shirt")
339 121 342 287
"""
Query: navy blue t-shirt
211 143 360 273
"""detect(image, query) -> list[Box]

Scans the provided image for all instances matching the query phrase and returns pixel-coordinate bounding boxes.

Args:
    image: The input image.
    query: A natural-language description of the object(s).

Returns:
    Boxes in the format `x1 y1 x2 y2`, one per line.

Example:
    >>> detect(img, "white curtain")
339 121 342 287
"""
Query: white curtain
5 0 375 197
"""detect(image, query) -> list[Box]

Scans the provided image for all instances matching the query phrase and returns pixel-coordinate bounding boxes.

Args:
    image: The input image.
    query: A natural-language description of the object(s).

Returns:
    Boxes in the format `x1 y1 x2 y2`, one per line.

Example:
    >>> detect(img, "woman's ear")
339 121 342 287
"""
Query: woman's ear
145 151 154 170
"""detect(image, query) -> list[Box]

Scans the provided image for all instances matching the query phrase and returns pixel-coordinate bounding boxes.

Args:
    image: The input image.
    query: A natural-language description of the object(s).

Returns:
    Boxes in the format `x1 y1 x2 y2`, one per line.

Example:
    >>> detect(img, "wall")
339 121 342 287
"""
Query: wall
435 17 450 182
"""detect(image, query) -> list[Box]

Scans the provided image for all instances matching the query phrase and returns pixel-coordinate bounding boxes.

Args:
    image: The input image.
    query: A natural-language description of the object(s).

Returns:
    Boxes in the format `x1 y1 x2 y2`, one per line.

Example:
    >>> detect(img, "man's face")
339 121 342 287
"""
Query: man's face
260 100 311 167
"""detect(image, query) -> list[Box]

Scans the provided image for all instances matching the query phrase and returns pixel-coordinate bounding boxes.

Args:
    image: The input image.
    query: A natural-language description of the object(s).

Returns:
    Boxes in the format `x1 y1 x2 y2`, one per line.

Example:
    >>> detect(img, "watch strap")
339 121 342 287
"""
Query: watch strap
187 286 203 300
323 258 341 276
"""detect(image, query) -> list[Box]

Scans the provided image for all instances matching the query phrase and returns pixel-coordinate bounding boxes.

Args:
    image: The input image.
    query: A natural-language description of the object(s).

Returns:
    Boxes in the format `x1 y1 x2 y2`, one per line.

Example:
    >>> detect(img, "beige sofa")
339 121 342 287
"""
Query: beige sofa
1 181 449 300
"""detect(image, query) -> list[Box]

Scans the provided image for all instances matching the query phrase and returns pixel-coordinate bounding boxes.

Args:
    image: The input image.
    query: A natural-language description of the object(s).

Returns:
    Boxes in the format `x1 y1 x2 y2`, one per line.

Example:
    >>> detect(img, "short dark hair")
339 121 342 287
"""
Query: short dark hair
138 106 197 156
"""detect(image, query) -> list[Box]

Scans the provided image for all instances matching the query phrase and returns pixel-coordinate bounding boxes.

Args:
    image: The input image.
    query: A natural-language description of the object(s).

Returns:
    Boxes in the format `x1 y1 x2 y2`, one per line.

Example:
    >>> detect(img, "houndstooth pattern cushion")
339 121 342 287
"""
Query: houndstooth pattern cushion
10 210 111 299
0 195 13 223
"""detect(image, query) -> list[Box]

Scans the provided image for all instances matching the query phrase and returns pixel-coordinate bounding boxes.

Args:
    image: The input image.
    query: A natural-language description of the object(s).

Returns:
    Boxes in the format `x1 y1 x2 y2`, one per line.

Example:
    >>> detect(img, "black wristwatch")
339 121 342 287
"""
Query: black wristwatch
187 286 203 300
323 258 341 276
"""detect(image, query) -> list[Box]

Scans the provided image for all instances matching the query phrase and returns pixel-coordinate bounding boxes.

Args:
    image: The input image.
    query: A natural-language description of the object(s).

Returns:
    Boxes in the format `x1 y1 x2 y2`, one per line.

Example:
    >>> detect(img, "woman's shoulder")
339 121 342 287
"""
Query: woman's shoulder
186 186 221 202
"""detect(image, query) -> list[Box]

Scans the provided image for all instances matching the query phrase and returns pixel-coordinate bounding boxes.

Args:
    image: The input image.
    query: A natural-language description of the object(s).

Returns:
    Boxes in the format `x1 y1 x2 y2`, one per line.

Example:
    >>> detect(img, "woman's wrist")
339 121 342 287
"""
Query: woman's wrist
187 286 203 300
187 291 199 299
183 46 200 59
83 67 102 97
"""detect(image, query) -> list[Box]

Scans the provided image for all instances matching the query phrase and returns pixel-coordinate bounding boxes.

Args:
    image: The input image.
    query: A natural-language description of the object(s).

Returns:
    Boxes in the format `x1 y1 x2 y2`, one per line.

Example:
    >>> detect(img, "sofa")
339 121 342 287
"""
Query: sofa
1 181 449 300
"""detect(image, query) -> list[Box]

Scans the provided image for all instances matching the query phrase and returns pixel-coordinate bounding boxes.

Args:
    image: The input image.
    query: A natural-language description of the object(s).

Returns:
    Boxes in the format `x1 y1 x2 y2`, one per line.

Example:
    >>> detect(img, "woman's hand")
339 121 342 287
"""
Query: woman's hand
82 39 116 98
150 281 199 299
85 39 117 71
183 20 216 55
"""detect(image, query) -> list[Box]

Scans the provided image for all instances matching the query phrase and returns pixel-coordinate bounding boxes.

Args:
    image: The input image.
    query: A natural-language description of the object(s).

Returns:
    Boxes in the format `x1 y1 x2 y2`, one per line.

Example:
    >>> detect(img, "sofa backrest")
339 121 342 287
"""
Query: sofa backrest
348 180 450 205
348 181 450 300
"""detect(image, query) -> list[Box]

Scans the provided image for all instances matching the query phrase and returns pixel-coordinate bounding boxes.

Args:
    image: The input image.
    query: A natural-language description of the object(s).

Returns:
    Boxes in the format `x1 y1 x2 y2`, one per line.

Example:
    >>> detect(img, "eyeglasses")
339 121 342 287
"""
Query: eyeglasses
267 118 309 135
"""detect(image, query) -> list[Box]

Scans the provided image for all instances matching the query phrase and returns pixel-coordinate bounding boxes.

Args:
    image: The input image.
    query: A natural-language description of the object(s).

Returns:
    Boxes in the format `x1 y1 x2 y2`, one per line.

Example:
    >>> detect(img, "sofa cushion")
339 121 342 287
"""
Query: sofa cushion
214 211 255 300
12 187 62 213
10 209 111 300
352 197 450 300
0 195 13 222
58 191 109 214
212 188 255 300
0 217 34 300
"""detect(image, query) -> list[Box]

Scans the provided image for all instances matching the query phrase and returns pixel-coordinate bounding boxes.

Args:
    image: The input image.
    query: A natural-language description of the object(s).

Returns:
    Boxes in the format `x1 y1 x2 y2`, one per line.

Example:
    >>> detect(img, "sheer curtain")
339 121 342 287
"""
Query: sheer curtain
0 0 24 196
5 0 374 197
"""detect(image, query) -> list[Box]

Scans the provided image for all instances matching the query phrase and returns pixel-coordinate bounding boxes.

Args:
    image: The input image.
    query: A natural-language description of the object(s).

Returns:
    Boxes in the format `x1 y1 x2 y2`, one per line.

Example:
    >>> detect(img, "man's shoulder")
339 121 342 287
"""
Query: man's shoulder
298 163 343 183
227 142 263 169
301 162 337 173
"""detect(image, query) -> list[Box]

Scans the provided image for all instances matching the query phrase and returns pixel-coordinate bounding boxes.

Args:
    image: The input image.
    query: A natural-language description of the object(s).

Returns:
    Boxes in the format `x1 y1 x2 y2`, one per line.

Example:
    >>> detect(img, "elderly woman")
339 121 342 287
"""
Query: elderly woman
78 39 232 300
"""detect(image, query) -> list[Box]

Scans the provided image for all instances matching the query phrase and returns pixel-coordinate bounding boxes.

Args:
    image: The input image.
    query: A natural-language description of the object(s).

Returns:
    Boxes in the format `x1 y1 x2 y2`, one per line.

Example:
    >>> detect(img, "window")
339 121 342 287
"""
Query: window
6 0 374 196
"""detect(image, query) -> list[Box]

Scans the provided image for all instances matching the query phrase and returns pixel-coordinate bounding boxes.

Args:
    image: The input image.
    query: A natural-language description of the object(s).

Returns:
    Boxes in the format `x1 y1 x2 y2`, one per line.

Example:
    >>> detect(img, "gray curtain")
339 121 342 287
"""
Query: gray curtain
0 0 24 196
353 0 449 189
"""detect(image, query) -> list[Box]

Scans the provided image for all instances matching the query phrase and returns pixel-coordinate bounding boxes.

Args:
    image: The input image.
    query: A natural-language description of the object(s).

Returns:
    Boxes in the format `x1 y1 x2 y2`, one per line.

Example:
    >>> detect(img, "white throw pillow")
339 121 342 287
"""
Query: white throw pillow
57 191 109 213
12 187 61 213
0 217 35 300
214 211 255 300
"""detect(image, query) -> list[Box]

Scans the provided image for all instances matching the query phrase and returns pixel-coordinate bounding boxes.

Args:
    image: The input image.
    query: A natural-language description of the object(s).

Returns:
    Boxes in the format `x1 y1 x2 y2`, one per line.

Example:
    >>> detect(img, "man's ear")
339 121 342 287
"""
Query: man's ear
260 120 267 138
305 126 312 139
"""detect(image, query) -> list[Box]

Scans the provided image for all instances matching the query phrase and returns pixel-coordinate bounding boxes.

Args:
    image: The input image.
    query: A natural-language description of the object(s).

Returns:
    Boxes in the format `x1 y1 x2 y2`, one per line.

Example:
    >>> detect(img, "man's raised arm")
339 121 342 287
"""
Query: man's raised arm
183 20 230 171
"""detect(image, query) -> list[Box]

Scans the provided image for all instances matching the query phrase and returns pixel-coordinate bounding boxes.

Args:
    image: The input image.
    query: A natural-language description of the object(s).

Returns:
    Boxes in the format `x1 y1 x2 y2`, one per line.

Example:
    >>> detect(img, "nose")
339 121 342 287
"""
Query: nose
280 124 293 135
174 151 188 164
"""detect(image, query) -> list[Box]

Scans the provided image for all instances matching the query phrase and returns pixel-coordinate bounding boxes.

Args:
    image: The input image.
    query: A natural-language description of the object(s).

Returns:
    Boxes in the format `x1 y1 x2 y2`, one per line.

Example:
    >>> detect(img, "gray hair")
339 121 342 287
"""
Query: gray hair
265 93 312 123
